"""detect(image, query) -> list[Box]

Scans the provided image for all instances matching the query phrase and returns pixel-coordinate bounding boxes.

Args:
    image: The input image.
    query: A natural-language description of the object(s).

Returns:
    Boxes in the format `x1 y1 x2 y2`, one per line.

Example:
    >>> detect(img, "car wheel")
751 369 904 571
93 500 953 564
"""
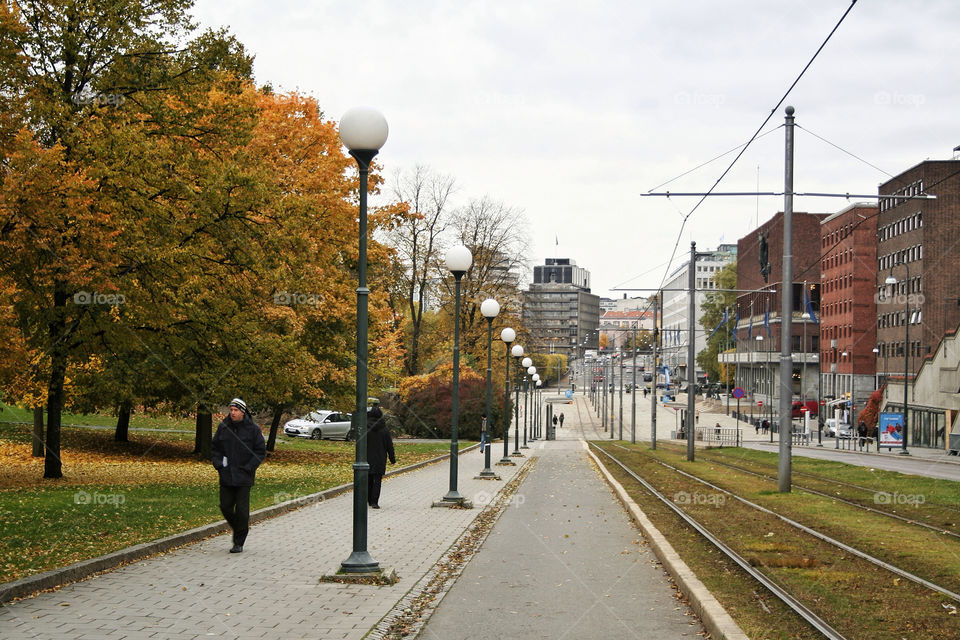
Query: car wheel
311 429 322 440
345 429 355 442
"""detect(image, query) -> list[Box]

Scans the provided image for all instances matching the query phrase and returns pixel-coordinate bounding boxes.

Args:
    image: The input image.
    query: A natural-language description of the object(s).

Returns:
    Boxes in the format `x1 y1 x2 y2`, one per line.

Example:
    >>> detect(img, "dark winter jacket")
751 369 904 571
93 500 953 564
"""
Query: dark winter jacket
211 414 266 487
366 407 395 476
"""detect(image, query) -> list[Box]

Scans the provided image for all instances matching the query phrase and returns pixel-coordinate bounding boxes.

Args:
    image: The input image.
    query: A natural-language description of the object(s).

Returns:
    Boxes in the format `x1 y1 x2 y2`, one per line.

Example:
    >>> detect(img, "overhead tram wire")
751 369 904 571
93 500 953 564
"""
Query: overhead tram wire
647 0 860 293
646 125 784 194
795 124 895 179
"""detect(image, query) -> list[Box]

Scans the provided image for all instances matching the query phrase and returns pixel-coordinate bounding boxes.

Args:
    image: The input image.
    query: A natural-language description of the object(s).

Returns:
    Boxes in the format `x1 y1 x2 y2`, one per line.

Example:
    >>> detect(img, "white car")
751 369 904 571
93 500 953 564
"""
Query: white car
823 418 852 438
283 410 354 440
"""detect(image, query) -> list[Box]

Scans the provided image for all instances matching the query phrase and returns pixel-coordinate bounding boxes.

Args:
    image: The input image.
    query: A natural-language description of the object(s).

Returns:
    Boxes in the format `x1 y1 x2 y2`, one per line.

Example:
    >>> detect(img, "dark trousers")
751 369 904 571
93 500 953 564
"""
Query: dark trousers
219 485 251 545
368 473 384 507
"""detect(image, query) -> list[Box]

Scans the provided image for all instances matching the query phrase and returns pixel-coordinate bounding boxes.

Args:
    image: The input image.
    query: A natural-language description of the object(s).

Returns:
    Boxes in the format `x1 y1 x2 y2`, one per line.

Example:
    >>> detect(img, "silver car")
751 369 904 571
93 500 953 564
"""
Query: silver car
823 418 852 438
283 410 354 440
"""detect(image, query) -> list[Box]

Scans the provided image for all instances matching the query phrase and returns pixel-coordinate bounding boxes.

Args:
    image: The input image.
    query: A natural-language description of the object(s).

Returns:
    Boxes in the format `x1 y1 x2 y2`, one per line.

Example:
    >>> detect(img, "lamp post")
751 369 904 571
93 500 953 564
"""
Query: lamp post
531 373 540 439
478 299 500 478
511 345 524 456
523 360 534 448
437 244 473 506
756 334 765 440
885 264 911 455
338 106 388 574
536 380 543 437
618 358 624 440
872 346 879 391
499 329 516 465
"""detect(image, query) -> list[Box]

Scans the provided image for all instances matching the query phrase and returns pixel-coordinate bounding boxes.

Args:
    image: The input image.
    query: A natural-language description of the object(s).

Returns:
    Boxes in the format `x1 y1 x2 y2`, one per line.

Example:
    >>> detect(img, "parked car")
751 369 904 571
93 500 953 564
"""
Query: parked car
643 373 653 382
823 418 852 438
283 410 354 440
791 400 819 417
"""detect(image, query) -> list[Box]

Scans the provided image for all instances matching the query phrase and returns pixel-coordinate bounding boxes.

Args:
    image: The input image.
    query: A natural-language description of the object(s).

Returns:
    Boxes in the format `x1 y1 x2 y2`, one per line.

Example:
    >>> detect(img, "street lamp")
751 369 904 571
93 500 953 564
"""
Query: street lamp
511 345 524 456
530 367 540 440
338 106 388 574
478 298 500 479
499 328 516 465
439 244 473 505
523 359 534 449
885 265 911 456
535 379 543 437
872 346 880 390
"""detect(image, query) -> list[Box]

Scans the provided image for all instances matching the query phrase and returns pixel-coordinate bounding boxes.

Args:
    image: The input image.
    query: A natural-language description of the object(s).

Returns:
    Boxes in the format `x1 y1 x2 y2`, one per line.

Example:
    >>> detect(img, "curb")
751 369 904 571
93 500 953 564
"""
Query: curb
585 442 749 640
0 444 480 605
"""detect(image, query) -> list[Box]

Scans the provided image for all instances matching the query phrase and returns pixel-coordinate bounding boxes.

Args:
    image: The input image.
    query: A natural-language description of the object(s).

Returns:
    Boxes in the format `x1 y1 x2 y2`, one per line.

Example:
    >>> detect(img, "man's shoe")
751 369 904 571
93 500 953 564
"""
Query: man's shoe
370 504 380 509
230 544 243 553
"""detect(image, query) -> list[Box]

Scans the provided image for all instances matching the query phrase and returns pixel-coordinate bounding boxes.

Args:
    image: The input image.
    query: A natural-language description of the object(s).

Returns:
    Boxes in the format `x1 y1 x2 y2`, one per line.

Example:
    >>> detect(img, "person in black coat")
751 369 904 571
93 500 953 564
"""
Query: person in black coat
366 403 395 509
211 398 266 553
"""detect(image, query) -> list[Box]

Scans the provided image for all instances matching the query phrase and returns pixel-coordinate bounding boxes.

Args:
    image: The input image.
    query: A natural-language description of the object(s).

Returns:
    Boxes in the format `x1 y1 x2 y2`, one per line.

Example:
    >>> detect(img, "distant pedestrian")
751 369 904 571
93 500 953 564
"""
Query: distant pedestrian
857 420 867 447
762 418 770 434
211 398 266 553
755 420 760 435
366 401 395 509
479 414 488 454
552 415 558 427
715 422 721 438
559 413 565 427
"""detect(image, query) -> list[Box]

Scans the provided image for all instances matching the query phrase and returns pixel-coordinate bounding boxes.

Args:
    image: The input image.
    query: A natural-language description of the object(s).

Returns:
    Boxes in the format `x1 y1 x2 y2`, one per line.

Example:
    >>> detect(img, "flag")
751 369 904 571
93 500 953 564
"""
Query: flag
707 309 727 341
763 307 771 337
804 287 820 325
555 234 559 246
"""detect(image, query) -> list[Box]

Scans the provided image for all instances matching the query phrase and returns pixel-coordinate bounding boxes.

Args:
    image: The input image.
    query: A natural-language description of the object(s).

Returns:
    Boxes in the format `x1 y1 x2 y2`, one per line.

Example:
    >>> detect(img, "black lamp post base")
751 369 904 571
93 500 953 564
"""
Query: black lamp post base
899 449 911 455
496 458 516 466
432 496 474 508
338 550 380 575
510 451 524 457
475 470 502 480
322 565 397 585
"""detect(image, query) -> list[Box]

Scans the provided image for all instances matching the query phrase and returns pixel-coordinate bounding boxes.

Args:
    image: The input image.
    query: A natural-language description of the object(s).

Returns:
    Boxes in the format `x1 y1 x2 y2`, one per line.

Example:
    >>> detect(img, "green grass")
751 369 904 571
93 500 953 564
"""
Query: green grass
0 420 468 583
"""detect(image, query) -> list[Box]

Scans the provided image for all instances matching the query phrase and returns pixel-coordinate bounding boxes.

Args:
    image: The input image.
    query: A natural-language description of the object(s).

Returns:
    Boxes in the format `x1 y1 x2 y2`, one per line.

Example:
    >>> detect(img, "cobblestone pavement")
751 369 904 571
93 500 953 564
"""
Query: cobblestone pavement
0 449 526 640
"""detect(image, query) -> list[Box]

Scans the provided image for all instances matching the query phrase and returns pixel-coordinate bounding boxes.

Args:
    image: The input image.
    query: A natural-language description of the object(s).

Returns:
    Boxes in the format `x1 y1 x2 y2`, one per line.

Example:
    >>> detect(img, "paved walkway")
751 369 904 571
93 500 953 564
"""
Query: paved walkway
1 448 527 639
419 437 702 639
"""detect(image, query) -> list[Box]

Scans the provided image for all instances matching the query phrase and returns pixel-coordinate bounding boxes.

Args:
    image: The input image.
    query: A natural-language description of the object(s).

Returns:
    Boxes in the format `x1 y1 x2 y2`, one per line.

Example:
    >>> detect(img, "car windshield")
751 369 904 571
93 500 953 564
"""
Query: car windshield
305 411 330 422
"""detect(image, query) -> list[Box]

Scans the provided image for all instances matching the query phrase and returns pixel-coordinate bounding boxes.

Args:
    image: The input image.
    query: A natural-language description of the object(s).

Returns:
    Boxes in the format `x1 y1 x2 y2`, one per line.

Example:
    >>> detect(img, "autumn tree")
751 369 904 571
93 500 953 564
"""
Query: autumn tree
0 0 257 476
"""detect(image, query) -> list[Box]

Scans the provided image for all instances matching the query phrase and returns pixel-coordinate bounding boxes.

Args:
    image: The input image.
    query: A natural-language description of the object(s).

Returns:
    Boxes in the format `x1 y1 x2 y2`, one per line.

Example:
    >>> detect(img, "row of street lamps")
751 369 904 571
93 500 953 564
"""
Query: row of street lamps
337 104 551 575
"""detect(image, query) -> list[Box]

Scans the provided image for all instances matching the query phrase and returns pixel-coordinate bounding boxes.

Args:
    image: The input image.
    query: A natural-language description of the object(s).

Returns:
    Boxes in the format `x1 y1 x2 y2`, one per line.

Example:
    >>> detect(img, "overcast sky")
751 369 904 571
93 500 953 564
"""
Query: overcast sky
190 0 959 300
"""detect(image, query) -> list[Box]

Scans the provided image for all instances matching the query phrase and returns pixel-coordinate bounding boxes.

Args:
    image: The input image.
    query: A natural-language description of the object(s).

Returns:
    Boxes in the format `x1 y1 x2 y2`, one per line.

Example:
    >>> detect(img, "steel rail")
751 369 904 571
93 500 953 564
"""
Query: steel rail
621 446 960 604
590 443 846 640
670 448 960 541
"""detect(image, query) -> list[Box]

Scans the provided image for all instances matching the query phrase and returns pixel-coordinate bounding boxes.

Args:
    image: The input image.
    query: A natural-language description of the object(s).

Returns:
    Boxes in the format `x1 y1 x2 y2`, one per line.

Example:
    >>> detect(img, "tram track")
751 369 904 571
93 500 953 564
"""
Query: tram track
654 444 960 541
590 442 960 639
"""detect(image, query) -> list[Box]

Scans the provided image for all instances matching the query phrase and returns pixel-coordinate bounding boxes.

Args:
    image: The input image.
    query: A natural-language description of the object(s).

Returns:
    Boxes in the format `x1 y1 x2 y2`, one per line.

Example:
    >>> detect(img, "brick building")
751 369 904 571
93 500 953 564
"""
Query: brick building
876 159 960 449
722 211 827 418
819 203 878 417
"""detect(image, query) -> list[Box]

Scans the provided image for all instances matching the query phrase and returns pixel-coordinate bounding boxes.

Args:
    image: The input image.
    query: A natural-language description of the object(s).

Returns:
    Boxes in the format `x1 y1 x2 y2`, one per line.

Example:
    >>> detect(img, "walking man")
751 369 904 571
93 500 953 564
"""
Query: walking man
558 412 565 427
211 398 266 553
366 401 395 509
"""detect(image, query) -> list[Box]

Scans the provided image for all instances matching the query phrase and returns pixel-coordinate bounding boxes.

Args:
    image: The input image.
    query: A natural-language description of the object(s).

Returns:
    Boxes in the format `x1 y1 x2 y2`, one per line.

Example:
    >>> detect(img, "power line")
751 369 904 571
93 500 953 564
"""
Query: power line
652 0 860 294
795 124 894 178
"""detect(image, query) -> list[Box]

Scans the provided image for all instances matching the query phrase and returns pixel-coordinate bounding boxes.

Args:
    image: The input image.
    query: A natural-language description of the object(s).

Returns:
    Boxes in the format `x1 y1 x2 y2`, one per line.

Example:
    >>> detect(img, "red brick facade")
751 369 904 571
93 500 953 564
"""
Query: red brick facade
819 203 878 402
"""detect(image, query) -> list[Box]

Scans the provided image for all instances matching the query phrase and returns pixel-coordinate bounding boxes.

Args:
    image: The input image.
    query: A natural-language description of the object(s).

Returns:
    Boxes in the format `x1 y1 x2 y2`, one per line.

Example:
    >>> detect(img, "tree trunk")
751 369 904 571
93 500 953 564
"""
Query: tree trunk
44 286 68 479
114 401 131 442
266 405 282 452
195 406 212 458
31 406 45 457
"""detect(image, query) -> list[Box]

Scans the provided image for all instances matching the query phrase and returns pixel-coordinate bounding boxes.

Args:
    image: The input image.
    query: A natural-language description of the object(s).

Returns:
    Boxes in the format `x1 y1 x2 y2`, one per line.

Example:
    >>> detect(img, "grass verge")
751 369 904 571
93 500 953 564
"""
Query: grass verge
0 422 466 583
